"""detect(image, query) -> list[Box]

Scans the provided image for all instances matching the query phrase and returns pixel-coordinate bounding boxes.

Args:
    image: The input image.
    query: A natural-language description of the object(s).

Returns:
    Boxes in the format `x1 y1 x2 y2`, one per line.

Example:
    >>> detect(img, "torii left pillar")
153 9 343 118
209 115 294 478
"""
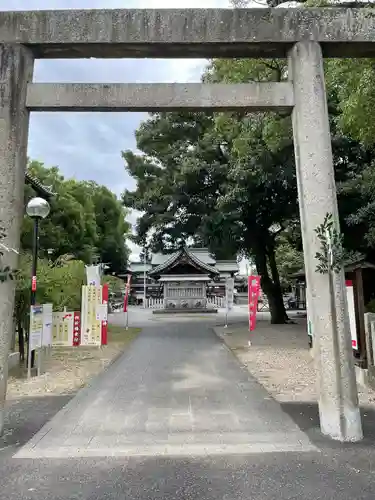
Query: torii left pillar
0 44 34 435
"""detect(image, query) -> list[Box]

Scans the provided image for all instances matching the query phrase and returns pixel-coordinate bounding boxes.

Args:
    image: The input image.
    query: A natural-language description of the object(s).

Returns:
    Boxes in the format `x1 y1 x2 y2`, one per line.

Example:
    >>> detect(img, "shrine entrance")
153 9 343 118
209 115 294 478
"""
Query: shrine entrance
1 7 374 441
148 246 219 312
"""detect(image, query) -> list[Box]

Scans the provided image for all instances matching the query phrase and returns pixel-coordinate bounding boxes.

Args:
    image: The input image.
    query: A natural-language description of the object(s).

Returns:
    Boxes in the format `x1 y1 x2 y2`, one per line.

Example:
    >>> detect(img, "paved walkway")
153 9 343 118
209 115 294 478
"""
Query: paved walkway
15 322 315 459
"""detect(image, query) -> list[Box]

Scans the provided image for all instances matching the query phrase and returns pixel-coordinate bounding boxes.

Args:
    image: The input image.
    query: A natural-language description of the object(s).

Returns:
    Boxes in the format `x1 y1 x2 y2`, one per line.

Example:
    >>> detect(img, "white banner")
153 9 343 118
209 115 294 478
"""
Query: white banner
30 305 43 350
80 285 102 346
226 278 235 311
306 280 358 350
85 265 101 286
42 303 53 346
96 303 108 322
346 281 358 350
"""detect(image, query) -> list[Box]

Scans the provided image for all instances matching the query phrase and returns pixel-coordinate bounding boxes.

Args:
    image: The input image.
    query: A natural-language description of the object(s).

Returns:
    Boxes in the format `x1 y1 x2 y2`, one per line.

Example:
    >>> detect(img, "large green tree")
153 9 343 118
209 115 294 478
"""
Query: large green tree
23 160 130 273
123 57 299 322
122 3 375 323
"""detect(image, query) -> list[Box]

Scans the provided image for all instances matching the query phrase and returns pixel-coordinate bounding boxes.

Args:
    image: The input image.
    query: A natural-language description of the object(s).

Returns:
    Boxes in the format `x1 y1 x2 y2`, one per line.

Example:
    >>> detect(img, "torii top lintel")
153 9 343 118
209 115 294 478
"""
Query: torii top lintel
1 8 375 59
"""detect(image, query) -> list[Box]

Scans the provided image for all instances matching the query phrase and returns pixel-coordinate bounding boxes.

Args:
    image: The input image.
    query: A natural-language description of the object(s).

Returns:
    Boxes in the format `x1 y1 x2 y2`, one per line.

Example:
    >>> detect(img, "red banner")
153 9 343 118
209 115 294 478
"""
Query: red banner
73 311 81 346
123 274 132 313
31 276 37 292
248 275 261 332
101 283 109 345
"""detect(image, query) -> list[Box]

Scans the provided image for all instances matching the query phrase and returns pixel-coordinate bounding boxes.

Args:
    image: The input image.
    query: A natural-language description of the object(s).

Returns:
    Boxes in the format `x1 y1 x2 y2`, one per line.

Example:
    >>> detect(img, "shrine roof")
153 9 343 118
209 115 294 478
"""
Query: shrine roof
151 248 215 266
149 247 219 277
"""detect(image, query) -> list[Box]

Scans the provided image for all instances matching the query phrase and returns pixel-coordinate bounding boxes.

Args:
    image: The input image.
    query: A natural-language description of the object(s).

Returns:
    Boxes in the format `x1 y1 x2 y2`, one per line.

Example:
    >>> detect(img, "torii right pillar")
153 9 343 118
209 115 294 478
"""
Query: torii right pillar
289 41 363 441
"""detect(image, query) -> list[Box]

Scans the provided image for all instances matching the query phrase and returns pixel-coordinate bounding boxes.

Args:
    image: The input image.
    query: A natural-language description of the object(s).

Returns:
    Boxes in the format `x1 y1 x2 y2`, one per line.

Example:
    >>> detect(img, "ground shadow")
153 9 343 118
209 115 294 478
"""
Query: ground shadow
281 400 375 448
0 394 74 450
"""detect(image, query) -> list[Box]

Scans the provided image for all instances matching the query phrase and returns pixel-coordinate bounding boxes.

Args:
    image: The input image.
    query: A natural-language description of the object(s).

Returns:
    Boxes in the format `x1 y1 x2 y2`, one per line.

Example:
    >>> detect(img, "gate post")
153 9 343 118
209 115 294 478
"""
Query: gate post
0 44 34 435
288 41 362 441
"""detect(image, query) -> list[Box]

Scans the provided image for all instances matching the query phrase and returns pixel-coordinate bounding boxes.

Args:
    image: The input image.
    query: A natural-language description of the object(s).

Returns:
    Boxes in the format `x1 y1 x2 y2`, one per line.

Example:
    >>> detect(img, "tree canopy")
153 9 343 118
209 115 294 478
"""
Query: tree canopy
122 2 375 322
23 160 130 273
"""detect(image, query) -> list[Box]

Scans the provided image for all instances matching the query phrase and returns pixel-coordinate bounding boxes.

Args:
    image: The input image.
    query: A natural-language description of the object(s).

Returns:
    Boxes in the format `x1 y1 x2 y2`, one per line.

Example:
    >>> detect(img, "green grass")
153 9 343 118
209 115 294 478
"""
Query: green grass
107 324 141 346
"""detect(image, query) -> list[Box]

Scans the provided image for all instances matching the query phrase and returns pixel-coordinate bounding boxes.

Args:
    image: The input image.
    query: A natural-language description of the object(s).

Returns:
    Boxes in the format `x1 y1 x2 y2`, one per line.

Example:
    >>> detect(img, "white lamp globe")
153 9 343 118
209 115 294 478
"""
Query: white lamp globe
26 197 50 219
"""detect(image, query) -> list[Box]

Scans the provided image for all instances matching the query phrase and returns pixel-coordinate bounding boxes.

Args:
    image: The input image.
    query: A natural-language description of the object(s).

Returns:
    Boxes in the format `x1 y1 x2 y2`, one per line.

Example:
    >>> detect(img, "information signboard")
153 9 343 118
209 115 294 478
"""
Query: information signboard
80 285 102 346
225 277 235 311
30 305 43 350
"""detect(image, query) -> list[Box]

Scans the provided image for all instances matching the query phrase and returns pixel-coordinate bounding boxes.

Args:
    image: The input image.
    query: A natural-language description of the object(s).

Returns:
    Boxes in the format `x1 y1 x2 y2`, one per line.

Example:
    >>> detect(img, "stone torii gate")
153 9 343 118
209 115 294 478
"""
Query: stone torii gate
1 8 375 441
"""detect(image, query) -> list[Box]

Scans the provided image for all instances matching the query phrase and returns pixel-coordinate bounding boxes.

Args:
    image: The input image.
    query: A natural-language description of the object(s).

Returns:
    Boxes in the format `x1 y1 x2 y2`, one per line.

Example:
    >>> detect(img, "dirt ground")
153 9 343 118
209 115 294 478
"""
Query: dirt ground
214 319 375 406
6 325 141 400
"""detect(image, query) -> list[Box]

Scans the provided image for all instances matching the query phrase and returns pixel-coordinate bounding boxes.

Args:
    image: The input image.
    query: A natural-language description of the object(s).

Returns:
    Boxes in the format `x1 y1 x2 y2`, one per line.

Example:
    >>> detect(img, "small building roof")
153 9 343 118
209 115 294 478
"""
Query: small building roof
215 260 239 273
128 262 153 273
151 252 171 266
290 256 375 279
25 171 55 198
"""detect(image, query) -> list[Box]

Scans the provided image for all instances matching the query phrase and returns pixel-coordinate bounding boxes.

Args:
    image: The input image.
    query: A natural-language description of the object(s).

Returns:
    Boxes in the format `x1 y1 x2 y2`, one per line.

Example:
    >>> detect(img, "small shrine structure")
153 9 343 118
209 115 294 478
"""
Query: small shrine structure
148 247 224 311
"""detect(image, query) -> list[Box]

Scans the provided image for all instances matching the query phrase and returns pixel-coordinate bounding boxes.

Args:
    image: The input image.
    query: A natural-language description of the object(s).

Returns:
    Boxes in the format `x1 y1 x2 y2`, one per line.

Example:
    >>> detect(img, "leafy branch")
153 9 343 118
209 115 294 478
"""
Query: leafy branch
314 213 346 274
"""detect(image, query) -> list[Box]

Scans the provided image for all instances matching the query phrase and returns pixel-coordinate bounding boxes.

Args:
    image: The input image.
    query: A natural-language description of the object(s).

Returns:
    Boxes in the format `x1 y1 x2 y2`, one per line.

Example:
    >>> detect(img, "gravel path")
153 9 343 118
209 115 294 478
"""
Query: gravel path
214 319 375 406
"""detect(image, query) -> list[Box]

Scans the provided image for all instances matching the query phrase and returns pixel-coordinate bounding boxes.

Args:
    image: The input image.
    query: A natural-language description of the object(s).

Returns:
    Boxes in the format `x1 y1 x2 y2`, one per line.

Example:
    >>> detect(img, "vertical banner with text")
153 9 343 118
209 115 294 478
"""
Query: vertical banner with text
225 277 235 311
42 303 53 346
52 311 74 346
80 285 103 346
124 274 132 312
73 311 81 346
346 280 358 350
306 280 358 350
100 284 109 345
248 275 261 332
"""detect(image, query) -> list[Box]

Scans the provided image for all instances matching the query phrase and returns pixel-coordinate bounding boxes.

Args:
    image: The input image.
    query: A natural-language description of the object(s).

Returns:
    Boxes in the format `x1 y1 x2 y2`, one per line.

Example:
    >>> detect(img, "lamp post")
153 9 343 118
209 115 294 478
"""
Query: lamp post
143 246 148 309
26 197 50 378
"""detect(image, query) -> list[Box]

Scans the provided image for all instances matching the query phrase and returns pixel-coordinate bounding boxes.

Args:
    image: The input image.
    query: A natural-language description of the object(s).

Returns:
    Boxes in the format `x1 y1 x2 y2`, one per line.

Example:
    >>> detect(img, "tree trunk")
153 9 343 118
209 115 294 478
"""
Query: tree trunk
254 242 288 324
267 240 289 323
262 276 288 324
10 317 16 352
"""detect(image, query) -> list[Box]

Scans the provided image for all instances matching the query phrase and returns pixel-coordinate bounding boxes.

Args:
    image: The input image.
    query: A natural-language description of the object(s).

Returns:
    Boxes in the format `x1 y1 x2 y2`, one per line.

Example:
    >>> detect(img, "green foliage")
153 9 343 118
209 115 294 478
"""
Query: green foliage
102 275 125 296
123 58 298 259
338 163 375 250
275 234 304 286
14 253 86 333
365 298 375 313
314 213 346 274
325 58 375 146
23 160 130 272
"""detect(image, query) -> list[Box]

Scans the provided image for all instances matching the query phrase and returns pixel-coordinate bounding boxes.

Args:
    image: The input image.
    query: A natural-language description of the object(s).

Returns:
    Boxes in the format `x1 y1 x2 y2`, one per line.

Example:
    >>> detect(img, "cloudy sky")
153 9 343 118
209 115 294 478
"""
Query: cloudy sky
3 0 262 269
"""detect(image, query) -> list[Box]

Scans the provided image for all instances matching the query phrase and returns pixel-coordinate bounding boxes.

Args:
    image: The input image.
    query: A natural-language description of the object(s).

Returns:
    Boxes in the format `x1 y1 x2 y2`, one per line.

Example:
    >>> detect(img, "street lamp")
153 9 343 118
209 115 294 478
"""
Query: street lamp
26 197 50 377
143 246 148 309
